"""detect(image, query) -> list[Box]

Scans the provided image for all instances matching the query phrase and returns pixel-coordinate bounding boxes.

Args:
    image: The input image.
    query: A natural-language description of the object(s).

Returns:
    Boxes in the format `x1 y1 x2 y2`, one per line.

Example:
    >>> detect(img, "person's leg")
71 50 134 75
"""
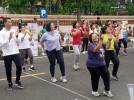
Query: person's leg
27 48 34 69
105 50 112 68
85 38 88 51
73 45 81 70
111 52 120 77
3 55 12 83
19 49 26 67
87 67 101 92
100 67 110 91
122 38 127 54
46 50 56 77
114 43 119 56
55 50 65 76
12 54 22 82
117 39 122 55
73 45 80 65
82 38 86 52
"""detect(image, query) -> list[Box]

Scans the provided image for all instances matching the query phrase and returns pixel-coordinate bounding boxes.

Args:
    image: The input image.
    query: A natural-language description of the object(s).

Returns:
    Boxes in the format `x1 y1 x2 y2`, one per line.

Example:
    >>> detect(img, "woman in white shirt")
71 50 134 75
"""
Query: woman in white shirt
18 24 35 71
116 22 127 56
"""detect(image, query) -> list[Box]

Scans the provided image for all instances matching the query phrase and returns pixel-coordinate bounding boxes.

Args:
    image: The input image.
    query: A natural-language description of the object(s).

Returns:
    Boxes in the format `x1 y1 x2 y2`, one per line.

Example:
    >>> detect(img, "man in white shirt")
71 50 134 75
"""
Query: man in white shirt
0 18 24 90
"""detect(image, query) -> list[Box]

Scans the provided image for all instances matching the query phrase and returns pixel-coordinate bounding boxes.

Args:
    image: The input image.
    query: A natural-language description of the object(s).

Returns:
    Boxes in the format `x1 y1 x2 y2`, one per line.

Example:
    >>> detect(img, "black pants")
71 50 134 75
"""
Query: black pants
46 49 65 77
114 43 119 55
117 38 127 54
105 50 120 76
87 66 110 92
3 54 22 83
82 38 88 51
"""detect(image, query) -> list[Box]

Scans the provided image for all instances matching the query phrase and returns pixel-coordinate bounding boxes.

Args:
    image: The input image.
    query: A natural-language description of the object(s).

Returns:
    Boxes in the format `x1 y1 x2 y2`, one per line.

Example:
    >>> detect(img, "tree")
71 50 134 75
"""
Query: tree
2 0 41 14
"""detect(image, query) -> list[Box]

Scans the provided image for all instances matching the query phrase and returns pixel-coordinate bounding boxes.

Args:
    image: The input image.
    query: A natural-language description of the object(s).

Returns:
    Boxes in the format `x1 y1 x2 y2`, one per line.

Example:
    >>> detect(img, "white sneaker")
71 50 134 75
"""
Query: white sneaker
77 66 80 70
73 65 78 71
110 61 113 65
91 91 100 97
85 51 88 54
51 77 57 83
41 53 46 56
83 51 86 54
60 76 67 83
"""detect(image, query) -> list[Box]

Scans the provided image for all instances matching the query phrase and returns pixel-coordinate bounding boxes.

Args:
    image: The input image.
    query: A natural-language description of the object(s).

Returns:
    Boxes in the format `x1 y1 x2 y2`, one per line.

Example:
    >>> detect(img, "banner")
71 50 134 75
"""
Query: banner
27 23 38 56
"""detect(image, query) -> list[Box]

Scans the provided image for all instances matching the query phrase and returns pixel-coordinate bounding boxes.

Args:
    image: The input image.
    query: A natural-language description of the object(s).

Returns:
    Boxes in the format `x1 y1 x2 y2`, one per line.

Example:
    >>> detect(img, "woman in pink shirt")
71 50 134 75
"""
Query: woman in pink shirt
82 20 89 54
71 21 83 71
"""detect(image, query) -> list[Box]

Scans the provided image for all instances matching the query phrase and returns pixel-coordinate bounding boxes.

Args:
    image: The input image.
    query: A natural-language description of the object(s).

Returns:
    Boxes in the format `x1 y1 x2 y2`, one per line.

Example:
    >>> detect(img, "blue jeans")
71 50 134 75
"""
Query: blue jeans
46 49 65 77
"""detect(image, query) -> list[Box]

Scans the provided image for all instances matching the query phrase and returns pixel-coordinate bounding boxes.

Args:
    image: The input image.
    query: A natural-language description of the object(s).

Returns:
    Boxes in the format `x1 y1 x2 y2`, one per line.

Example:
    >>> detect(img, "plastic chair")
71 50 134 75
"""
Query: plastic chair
127 84 134 100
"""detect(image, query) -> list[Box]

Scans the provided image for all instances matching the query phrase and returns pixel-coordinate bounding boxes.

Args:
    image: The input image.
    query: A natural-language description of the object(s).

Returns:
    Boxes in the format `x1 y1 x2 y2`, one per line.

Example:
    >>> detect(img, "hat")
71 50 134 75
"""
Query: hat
117 22 121 26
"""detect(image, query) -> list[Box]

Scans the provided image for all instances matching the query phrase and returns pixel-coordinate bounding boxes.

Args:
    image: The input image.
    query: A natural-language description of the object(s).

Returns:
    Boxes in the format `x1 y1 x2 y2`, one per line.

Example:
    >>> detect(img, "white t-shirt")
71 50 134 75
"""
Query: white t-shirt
0 28 20 56
18 32 31 49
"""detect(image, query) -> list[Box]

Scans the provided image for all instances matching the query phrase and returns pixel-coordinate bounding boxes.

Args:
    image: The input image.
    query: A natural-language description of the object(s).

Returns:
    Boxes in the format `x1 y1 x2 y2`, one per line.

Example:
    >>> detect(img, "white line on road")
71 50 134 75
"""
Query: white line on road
0 63 93 100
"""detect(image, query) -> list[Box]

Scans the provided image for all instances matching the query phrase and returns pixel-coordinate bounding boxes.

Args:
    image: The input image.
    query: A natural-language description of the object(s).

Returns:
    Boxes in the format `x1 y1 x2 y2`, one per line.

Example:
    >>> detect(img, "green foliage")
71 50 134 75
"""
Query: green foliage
2 0 41 14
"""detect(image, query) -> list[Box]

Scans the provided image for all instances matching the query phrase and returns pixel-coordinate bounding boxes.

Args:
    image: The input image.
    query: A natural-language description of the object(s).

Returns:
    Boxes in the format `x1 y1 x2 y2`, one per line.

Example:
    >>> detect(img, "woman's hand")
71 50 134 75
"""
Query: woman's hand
100 34 104 41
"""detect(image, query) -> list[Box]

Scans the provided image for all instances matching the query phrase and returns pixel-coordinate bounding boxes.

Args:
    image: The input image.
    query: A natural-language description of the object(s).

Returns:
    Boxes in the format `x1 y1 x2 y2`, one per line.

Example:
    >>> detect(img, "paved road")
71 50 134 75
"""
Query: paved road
0 47 134 100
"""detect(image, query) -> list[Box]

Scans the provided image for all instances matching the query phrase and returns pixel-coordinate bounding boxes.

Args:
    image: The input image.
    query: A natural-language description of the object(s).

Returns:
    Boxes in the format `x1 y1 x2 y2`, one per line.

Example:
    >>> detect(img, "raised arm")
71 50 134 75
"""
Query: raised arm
93 35 104 52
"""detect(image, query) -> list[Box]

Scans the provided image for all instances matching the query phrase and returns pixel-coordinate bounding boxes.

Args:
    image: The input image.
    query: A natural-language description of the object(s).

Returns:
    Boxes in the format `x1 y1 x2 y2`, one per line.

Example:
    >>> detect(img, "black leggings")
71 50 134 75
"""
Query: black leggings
82 38 88 51
46 49 65 77
87 66 110 92
3 54 22 83
105 50 120 76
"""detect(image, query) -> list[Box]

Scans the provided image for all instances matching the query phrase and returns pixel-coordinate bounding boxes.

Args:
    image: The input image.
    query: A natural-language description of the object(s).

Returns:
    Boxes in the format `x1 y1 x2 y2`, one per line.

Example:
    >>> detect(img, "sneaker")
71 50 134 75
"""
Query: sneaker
110 61 113 65
91 91 100 97
111 75 119 81
85 51 88 54
60 76 67 83
15 81 24 89
29 67 35 71
41 53 46 56
76 66 81 70
73 64 78 71
51 77 57 83
7 83 13 90
122 50 127 56
22 67 26 72
103 90 113 98
83 51 86 54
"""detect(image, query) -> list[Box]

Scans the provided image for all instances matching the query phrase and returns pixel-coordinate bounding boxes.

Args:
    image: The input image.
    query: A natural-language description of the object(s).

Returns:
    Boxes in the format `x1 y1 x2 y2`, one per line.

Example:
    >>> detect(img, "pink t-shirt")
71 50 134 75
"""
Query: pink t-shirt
71 29 82 45
82 25 89 38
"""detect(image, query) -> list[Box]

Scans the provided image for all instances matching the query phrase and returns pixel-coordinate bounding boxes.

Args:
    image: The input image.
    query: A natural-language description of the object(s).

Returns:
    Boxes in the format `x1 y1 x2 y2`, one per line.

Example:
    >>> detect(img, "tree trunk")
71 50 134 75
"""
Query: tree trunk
57 0 60 14
81 5 84 15
30 2 34 14
77 0 81 25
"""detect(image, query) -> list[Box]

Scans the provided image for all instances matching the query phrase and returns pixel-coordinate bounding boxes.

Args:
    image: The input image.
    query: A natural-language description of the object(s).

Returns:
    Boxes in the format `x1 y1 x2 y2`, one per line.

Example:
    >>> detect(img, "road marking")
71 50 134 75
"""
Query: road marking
0 72 46 81
0 63 93 100
22 71 93 100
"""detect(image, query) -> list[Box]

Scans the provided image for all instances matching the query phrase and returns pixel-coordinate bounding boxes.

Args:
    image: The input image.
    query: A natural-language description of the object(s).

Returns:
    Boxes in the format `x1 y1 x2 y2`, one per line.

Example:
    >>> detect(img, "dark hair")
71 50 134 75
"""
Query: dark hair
101 26 108 34
0 17 4 19
90 23 94 28
43 24 46 29
113 20 116 24
20 24 25 28
46 22 52 32
82 20 85 24
107 20 110 24
55 25 58 29
34 17 37 20
3 18 11 23
89 33 95 43
97 17 100 20
73 21 77 28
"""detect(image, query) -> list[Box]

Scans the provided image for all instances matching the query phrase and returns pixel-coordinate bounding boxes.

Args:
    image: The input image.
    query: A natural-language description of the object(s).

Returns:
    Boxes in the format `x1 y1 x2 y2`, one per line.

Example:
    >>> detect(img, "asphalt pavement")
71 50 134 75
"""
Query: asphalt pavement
0 47 134 100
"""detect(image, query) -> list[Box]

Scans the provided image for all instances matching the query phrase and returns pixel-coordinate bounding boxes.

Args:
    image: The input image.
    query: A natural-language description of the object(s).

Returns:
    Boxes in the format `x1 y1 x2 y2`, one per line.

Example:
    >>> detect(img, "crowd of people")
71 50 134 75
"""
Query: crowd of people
0 16 130 98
